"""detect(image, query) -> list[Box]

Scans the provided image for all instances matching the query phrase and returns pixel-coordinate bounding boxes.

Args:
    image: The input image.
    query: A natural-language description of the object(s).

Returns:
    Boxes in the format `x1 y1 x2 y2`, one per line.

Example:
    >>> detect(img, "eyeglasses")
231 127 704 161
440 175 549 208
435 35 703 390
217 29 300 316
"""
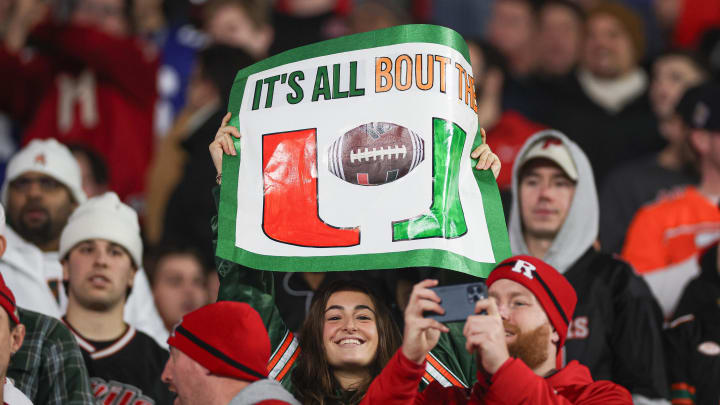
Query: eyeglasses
9 176 64 193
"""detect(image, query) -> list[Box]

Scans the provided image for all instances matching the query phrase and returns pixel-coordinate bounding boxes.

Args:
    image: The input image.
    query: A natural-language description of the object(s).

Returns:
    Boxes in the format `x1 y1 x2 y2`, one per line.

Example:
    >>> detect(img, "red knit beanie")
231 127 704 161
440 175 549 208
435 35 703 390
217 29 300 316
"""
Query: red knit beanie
0 274 20 325
487 255 577 350
167 302 270 382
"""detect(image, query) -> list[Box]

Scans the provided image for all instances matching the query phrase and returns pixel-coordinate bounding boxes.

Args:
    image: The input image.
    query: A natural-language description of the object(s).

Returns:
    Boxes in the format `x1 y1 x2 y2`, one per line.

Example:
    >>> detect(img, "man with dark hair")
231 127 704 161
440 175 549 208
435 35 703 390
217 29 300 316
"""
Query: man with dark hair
148 245 209 343
535 0 585 77
60 193 172 405
486 0 539 77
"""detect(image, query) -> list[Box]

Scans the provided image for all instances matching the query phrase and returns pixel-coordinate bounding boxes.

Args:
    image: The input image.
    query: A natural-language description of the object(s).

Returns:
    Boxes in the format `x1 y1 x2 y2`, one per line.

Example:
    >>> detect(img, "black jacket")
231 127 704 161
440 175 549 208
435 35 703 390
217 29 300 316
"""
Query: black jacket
563 248 669 399
537 74 663 187
674 243 720 318
665 302 720 405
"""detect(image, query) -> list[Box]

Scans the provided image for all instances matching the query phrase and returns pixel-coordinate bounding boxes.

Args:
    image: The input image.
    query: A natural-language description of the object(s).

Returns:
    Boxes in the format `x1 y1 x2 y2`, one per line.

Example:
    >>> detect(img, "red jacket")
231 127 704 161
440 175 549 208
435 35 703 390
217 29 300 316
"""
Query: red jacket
362 350 632 404
0 21 157 203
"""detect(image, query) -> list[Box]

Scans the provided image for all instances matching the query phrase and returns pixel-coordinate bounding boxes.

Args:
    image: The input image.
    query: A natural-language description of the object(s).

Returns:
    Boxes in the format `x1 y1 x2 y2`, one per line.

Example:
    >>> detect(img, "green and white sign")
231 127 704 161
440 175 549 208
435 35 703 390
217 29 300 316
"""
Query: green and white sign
217 24 510 278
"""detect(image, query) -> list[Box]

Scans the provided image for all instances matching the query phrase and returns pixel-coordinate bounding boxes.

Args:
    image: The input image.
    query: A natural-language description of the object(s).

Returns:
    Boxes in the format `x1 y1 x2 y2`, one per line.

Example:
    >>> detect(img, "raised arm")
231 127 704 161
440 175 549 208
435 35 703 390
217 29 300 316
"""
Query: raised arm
0 0 54 123
360 280 448 405
210 114 297 387
29 21 157 107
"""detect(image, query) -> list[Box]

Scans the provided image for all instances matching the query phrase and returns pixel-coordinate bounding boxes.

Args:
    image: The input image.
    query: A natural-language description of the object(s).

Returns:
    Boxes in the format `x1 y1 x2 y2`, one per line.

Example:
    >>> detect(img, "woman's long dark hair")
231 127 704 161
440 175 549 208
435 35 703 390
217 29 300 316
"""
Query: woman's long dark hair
291 279 402 405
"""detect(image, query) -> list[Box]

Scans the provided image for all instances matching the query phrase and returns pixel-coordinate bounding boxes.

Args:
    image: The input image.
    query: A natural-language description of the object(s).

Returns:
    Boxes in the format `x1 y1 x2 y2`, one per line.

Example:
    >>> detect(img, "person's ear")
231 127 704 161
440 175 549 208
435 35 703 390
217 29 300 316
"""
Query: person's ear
551 326 560 344
0 235 6 259
62 258 70 281
689 130 710 156
10 324 25 355
127 264 137 289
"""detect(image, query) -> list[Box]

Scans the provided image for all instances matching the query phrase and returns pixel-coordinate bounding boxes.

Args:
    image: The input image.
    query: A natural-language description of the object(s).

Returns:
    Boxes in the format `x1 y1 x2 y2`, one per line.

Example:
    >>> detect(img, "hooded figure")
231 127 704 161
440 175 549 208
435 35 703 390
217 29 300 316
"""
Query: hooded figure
508 130 598 273
507 130 670 404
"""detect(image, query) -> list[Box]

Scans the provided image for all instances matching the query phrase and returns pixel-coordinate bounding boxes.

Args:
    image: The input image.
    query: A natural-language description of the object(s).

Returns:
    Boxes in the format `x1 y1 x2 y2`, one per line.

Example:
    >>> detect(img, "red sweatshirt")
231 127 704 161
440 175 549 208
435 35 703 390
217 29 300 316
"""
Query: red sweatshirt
363 350 632 404
0 21 157 202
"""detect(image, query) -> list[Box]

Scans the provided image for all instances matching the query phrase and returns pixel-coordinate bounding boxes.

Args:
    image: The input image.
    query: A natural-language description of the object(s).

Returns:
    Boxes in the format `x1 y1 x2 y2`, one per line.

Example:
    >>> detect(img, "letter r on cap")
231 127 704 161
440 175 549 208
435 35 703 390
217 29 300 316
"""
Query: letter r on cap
512 260 536 279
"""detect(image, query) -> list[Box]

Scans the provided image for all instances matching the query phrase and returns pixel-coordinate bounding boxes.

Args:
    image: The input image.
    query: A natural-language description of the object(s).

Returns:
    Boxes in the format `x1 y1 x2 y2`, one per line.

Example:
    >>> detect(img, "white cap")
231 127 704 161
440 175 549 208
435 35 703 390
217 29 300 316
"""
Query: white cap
518 137 578 181
59 192 142 266
1 139 87 205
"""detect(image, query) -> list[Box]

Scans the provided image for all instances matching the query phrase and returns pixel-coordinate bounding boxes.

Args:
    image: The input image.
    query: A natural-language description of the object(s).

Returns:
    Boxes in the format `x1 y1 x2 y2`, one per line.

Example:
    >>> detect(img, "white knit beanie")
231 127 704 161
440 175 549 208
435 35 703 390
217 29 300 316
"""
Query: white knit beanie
1 139 87 206
59 192 142 266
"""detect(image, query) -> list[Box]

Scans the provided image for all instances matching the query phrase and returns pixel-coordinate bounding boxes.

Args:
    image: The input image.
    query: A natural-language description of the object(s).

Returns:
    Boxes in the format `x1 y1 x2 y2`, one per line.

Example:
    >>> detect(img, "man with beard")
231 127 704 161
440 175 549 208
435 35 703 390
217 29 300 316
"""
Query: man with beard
60 192 172 405
505 131 669 403
0 139 166 346
1 139 86 318
370 255 632 404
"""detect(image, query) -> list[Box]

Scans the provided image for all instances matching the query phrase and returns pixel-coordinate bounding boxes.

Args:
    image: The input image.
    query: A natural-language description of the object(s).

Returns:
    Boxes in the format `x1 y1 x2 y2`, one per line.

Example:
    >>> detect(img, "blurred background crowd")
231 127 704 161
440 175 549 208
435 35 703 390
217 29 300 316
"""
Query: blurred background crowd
0 0 719 399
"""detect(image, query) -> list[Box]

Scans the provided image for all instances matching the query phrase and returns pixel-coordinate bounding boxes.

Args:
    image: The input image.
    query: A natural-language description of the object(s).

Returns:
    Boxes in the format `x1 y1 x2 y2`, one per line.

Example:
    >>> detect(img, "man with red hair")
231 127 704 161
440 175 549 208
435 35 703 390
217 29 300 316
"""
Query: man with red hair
370 255 632 404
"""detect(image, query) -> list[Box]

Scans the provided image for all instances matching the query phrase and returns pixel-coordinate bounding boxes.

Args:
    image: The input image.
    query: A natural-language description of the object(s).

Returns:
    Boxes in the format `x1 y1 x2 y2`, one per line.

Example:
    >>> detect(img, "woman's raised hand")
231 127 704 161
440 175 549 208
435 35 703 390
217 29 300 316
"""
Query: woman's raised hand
209 112 241 181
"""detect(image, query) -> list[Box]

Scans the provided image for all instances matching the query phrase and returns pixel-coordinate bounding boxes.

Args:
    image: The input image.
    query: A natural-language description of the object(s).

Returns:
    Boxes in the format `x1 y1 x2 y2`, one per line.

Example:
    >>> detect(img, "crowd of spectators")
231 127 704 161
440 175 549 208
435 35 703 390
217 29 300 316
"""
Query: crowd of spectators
0 0 719 404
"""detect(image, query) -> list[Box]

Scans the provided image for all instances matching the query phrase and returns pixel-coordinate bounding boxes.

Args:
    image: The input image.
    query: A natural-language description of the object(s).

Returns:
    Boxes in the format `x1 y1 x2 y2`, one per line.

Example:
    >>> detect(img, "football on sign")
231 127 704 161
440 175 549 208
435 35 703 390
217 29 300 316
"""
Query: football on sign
328 122 425 186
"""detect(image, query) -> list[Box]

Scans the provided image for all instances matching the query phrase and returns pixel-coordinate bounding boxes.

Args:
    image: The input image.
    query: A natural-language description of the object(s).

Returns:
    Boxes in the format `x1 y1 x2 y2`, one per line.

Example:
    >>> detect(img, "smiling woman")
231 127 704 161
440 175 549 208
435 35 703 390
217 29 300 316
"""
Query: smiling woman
291 281 400 404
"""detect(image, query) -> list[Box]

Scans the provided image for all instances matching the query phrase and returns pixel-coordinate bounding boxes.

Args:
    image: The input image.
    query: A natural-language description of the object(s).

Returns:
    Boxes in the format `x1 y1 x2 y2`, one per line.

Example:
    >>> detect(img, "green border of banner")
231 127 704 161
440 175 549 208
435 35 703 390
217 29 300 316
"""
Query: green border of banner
217 24 511 278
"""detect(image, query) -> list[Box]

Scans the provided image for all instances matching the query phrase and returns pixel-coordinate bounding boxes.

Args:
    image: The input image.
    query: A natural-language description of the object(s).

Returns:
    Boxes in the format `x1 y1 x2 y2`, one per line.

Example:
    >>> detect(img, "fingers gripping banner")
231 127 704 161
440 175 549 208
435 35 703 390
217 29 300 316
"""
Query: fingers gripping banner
217 25 511 278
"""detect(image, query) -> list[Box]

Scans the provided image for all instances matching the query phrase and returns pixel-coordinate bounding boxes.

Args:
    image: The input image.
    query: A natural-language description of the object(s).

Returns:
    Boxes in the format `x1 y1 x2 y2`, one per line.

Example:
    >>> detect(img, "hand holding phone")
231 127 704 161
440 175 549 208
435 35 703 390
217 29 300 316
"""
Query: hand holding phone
424 282 488 323
401 279 450 364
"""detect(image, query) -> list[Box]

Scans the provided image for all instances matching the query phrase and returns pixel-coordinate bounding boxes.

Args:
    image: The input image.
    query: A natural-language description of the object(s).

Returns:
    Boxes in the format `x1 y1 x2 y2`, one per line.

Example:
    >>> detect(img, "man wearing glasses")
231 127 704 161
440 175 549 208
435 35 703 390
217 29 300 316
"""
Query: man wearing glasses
0 139 86 318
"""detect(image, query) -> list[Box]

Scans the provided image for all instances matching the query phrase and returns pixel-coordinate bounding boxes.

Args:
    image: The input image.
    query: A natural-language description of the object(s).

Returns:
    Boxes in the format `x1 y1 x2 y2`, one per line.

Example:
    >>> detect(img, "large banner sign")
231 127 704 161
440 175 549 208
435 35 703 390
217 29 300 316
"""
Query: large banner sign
217 25 510 278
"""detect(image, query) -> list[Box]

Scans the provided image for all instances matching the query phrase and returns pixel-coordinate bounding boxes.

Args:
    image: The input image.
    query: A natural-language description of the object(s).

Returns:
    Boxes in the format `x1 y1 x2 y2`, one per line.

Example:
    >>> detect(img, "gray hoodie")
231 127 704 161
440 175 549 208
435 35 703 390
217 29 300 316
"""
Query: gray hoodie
508 130 599 272
228 378 300 405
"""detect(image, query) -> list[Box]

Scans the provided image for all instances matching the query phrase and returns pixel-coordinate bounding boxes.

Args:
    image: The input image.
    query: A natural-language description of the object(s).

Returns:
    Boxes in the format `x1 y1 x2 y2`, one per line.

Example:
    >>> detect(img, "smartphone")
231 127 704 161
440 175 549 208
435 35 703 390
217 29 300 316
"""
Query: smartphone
424 282 488 323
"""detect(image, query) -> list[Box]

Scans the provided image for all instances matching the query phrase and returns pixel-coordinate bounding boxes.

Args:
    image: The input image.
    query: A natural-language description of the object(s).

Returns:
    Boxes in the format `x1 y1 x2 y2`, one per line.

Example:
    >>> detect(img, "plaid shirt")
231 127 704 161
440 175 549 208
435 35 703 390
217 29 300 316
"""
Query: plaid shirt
8 308 94 405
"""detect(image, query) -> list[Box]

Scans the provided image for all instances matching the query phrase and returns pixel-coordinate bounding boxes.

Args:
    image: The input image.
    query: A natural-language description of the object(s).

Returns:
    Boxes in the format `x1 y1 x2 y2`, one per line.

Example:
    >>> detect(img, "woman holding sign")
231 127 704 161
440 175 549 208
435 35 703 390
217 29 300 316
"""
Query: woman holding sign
209 113 501 404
